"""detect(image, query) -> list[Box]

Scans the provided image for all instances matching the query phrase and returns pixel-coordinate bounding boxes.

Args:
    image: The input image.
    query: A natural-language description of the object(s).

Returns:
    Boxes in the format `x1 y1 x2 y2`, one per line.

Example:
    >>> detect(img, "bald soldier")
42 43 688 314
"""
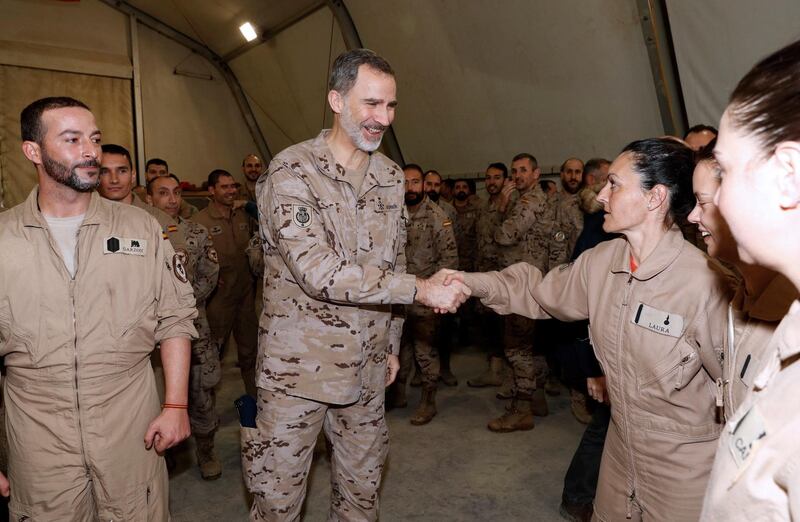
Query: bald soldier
490 152 554 432
0 96 196 519
549 157 585 268
194 169 258 397
242 49 468 521
148 174 224 481
238 153 263 202
391 164 458 425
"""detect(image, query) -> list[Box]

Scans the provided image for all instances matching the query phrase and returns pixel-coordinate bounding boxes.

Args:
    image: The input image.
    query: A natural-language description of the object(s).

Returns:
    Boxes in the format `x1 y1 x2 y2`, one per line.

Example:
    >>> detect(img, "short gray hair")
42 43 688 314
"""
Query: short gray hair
328 49 395 95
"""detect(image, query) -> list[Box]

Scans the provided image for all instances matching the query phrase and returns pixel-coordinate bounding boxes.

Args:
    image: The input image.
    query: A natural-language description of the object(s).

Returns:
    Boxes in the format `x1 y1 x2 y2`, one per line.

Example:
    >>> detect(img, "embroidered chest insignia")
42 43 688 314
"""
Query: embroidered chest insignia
104 236 147 256
293 205 312 228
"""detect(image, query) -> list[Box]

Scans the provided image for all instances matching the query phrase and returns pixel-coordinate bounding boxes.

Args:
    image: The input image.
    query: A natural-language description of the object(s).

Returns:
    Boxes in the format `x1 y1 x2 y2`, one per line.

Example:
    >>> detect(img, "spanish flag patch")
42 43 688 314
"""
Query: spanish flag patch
162 232 169 240
167 224 178 232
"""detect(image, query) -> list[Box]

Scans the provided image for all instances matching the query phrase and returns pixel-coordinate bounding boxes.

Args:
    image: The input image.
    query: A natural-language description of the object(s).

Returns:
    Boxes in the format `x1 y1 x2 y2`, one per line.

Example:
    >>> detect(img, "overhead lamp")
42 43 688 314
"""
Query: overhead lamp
239 22 258 42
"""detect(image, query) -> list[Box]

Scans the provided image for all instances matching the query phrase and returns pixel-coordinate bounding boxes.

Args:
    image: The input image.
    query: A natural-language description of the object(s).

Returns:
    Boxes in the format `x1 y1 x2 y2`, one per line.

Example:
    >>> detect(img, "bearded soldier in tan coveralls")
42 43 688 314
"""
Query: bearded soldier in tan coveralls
147 174 223 480
241 50 468 522
491 152 554 432
392 165 458 425
0 97 196 520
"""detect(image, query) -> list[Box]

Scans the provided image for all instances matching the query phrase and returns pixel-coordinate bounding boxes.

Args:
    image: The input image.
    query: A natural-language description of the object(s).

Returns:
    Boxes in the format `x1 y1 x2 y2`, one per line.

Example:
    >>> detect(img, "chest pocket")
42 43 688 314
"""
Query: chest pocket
637 343 703 394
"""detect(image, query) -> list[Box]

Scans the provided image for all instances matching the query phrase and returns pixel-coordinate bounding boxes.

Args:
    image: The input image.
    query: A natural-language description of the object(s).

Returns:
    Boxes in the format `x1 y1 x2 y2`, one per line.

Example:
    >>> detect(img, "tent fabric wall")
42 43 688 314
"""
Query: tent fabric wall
666 0 800 129
230 7 347 157
342 0 664 176
0 65 133 207
137 24 260 186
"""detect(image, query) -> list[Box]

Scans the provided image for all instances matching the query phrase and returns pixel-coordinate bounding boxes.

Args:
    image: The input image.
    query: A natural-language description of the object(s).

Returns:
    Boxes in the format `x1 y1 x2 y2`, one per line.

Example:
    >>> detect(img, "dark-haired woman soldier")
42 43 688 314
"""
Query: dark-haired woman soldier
444 138 731 521
701 37 800 520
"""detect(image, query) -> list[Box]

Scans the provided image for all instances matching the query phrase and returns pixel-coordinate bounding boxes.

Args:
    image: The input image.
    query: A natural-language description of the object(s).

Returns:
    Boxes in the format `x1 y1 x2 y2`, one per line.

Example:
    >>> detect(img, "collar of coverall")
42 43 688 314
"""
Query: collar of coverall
22 187 104 228
753 300 800 390
734 272 798 323
608 225 684 282
310 129 402 197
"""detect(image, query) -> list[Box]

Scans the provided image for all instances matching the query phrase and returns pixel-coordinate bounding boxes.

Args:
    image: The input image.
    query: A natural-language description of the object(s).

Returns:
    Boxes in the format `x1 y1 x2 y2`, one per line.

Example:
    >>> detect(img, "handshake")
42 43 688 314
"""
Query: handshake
414 269 471 313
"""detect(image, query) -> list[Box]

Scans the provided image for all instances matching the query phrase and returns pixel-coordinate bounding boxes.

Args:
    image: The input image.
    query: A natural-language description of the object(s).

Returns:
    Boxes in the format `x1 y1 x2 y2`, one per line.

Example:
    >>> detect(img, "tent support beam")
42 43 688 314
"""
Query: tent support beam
99 0 273 162
636 0 688 137
222 1 328 63
326 0 405 166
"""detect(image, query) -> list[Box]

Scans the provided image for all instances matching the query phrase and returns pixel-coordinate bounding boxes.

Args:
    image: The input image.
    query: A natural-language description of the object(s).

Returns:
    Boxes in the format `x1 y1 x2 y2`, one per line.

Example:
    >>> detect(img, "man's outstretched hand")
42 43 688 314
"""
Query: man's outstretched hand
415 269 471 313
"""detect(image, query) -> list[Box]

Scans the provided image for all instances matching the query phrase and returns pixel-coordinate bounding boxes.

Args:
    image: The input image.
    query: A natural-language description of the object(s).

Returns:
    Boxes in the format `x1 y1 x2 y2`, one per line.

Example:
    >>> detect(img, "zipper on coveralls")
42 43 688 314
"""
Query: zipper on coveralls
617 272 640 515
70 230 90 474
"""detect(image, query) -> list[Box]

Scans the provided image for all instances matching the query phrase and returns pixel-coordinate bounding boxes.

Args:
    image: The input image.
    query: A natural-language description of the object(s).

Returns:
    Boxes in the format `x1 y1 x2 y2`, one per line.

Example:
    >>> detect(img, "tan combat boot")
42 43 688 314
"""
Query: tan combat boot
570 389 592 424
195 433 222 481
467 356 505 387
410 385 438 425
488 393 535 432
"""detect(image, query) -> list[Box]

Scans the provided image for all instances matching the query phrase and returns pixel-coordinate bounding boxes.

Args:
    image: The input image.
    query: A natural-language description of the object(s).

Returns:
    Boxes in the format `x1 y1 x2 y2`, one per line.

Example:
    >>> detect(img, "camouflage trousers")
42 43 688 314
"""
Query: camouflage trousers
242 388 389 522
206 275 258 397
189 307 221 436
504 315 548 395
398 305 440 386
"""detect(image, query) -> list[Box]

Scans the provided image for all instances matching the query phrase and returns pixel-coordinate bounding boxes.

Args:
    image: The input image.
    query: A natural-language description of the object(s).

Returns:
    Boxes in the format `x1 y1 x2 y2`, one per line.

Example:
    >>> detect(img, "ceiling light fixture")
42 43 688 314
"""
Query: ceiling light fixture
239 22 258 42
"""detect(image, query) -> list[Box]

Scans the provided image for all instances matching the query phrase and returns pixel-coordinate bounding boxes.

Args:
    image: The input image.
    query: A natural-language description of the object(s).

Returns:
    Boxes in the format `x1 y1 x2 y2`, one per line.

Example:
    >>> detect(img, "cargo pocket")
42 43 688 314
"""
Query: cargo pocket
8 498 34 522
241 427 270 494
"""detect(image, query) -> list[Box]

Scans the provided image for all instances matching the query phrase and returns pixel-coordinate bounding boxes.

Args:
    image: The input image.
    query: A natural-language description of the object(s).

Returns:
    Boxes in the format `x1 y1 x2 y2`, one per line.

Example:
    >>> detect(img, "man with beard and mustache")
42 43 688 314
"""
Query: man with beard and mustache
490 152 555 432
388 164 457 424
0 97 196 519
424 169 458 223
548 157 585 268
238 153 263 202
468 162 511 388
193 169 258 398
243 49 469 520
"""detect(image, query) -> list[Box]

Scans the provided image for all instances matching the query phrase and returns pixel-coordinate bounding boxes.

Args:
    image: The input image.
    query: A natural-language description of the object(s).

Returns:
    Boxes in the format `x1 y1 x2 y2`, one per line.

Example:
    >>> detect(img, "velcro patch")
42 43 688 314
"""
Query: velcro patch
729 405 766 468
104 236 146 256
631 303 684 338
209 225 223 236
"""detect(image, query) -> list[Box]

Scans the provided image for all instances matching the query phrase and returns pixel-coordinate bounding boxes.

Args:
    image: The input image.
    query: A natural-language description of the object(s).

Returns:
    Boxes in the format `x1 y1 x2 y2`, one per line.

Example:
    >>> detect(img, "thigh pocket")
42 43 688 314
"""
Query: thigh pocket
240 427 270 494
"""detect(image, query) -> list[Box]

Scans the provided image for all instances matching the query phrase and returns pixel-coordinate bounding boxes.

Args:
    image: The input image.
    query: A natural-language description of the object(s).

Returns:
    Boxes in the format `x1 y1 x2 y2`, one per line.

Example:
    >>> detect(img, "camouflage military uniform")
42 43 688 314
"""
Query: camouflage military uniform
494 184 553 395
242 130 416 521
179 199 199 219
475 197 506 359
453 198 482 272
193 202 258 398
178 217 221 436
399 198 458 386
548 190 584 268
436 198 458 223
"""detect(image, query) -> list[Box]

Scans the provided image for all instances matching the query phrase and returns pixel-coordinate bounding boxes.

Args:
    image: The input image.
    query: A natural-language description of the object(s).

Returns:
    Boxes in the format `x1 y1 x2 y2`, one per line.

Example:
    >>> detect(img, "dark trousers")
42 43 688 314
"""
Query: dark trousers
561 403 611 506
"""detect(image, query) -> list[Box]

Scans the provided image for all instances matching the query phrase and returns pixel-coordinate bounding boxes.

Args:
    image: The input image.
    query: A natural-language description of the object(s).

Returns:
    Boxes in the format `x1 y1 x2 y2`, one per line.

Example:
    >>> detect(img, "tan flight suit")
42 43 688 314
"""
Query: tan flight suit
179 199 199 220
0 190 196 520
701 300 800 520
241 130 416 521
494 184 553 395
238 179 257 202
178 217 221 436
132 192 188 254
717 273 796 420
193 202 258 398
399 197 458 386
464 228 729 521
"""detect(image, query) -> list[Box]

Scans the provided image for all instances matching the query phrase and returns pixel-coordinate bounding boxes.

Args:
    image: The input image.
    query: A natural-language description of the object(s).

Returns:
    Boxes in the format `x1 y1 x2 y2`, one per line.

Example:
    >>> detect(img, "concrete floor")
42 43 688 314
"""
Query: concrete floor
169 347 585 521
